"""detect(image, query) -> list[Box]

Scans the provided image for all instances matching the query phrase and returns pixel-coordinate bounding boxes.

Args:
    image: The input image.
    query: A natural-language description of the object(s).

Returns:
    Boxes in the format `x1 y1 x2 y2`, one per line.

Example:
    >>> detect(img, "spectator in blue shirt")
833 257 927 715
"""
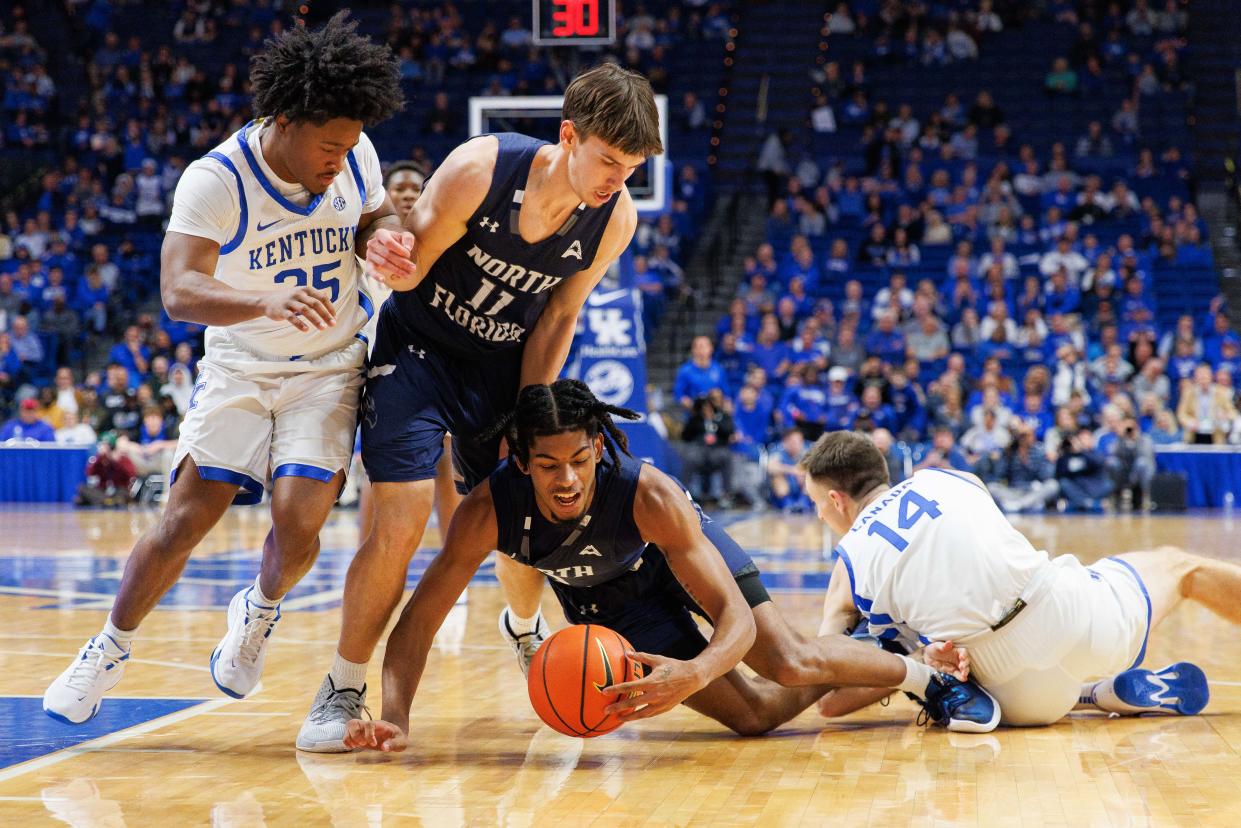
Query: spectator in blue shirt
714 333 750 395
915 426 974 472
864 311 907 364
1 398 56 442
746 316 790 384
824 365 860 430
1044 267 1081 316
674 335 727 412
108 325 151 381
852 385 898 433
766 428 813 513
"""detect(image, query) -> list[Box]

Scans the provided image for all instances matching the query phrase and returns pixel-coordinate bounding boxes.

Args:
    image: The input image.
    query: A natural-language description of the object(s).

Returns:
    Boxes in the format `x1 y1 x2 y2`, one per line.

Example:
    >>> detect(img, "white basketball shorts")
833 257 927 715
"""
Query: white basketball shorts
171 332 366 504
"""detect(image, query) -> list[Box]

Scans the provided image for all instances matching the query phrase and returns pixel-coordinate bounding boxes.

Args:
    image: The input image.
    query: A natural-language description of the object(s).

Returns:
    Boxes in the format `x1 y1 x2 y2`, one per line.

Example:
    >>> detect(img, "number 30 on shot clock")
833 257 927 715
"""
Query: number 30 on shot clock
533 0 617 46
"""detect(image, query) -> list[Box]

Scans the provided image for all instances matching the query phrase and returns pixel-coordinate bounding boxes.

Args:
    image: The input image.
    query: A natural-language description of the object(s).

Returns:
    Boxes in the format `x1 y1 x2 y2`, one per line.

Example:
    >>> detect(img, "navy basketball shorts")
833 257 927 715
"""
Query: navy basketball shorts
361 303 523 492
551 525 771 663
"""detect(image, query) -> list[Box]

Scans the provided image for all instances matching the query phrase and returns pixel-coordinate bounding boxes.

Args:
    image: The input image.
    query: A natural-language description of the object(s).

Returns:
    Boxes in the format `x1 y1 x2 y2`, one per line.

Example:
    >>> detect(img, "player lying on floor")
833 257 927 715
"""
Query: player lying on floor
801 430 1240 726
344 380 998 751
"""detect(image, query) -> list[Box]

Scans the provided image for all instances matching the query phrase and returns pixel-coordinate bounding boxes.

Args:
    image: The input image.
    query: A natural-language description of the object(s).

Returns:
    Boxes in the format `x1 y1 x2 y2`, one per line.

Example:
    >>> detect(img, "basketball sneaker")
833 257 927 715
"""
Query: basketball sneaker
917 673 1001 733
43 633 130 724
296 675 368 753
498 607 547 678
210 586 281 699
1109 662 1209 715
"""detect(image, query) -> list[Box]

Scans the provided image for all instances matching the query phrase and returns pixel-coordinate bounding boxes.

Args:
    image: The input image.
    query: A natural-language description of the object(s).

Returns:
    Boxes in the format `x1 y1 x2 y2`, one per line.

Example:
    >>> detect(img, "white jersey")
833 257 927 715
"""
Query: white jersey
166 119 384 359
834 467 1051 647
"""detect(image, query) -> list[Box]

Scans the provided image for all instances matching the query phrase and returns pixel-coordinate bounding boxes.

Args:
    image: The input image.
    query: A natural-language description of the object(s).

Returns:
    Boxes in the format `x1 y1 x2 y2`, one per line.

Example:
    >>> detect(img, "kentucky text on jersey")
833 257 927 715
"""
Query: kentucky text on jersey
247 226 356 270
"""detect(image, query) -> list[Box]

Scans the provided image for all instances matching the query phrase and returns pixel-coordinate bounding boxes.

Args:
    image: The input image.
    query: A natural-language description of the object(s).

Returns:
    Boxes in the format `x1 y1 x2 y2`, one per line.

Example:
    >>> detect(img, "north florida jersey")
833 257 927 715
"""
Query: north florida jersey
833 468 1051 648
167 119 383 359
391 132 619 359
491 453 647 588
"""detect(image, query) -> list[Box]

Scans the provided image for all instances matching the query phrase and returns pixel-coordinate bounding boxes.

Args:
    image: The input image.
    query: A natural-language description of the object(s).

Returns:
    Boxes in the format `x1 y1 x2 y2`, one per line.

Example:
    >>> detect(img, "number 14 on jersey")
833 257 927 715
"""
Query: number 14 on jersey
866 490 941 552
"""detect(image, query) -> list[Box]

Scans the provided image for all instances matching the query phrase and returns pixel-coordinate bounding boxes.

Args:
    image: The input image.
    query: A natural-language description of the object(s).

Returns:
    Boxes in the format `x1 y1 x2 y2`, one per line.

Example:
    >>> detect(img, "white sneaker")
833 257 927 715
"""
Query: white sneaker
43 634 130 724
498 607 547 678
210 587 281 699
296 675 368 753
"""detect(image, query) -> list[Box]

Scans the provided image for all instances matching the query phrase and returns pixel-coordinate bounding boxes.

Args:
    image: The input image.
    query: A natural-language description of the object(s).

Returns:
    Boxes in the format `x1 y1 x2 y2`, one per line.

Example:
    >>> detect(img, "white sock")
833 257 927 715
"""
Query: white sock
250 576 280 609
504 607 543 637
1080 676 1147 714
896 655 936 696
102 616 135 652
330 652 367 692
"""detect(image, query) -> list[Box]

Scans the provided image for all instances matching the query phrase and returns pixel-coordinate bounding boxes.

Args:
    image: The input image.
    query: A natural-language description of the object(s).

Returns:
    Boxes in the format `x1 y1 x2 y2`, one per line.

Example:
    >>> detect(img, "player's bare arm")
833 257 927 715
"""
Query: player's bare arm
344 482 499 752
819 557 861 637
353 192 404 264
364 137 496 292
605 464 758 720
519 189 637 387
161 231 336 333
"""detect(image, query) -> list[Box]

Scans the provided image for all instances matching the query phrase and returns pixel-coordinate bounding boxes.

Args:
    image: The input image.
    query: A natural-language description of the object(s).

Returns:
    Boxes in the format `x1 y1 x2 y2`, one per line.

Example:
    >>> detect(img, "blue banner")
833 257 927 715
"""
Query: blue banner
565 278 671 470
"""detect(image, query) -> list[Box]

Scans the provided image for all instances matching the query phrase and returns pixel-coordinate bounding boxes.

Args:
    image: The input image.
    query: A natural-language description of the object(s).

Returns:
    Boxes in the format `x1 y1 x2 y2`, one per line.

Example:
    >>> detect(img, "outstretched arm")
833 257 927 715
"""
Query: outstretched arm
343 483 500 752
605 466 757 720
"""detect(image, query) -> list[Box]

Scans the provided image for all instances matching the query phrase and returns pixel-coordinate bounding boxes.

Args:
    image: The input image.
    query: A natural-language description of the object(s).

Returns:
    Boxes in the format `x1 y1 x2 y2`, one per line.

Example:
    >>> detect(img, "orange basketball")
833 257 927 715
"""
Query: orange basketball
527 624 643 737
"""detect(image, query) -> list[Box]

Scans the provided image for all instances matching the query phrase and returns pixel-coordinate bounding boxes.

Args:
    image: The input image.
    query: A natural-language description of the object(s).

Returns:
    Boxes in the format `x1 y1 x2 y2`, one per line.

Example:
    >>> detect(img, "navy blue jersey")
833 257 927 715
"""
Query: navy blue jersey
491 453 647 588
490 452 753 588
392 132 619 359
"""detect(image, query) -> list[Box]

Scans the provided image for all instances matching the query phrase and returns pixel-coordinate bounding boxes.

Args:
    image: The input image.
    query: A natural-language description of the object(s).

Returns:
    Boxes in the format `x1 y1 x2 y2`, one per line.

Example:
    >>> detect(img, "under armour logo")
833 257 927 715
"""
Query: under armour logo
479 216 499 233
407 346 426 358
562 239 583 260
579 545 602 557
363 394 378 428
579 603 599 615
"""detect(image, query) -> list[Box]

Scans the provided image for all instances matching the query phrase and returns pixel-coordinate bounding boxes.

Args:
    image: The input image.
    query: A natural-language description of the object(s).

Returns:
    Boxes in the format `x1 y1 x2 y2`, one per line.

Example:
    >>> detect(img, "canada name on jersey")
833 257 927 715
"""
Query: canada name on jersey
246 225 356 271
428 243 565 344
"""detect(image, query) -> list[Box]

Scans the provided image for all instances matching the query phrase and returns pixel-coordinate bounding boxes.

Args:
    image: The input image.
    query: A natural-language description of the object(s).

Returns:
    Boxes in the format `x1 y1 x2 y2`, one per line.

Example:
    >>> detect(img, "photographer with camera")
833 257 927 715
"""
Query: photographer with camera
1095 404 1156 510
1054 426 1114 512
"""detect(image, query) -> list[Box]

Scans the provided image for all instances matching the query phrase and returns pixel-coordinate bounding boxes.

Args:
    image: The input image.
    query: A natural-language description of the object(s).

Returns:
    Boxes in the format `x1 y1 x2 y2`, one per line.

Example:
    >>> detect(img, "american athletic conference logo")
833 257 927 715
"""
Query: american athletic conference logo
583 360 634 407
332 195 347 211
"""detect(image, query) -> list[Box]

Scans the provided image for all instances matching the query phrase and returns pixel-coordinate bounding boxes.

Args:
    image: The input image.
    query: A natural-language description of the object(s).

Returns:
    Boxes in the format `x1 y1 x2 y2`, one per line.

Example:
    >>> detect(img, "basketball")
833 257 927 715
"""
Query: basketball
527 624 643 737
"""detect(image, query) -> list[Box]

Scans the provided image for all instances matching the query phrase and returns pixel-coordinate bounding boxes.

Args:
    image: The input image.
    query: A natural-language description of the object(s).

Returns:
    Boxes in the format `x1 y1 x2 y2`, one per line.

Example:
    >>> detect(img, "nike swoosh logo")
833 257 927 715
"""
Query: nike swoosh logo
587 288 629 307
592 638 615 693
257 219 284 232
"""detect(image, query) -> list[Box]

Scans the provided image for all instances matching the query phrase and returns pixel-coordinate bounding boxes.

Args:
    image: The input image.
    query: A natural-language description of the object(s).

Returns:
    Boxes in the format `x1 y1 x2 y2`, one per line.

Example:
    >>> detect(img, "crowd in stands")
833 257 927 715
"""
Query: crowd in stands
672 0 1232 514
0 0 727 504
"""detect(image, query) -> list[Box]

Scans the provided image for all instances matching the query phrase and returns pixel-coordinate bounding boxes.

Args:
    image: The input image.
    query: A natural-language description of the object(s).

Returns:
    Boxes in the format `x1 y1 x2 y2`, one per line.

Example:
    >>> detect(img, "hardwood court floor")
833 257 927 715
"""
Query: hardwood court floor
0 506 1239 826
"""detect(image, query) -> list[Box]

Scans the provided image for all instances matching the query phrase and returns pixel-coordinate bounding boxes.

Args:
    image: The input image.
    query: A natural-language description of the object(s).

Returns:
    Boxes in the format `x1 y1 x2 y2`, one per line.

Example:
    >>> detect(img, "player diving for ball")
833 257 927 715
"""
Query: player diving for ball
803 430 1241 726
342 380 997 752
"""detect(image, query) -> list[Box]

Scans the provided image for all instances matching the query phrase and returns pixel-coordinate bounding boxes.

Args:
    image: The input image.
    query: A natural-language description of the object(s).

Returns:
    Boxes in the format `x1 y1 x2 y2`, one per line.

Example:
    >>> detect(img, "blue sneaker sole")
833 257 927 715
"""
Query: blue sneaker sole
1113 661 1209 715
43 703 99 725
209 647 247 700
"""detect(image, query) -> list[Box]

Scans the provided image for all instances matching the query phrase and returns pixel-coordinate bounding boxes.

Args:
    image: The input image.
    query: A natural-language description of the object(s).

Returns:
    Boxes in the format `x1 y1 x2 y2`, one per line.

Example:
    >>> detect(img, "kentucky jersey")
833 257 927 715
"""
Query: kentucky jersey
392 132 619 359
167 119 383 359
833 468 1051 648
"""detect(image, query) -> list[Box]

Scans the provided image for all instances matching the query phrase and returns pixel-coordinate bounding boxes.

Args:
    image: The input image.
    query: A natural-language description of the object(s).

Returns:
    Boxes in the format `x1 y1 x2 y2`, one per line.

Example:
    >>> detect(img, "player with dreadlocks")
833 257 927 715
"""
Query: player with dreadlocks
45 11 405 725
340 380 996 752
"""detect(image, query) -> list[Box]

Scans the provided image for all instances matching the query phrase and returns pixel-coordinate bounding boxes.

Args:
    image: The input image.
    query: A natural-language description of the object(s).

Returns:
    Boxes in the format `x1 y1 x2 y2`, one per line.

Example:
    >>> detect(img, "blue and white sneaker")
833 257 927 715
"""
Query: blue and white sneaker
43 634 130 724
1112 662 1209 715
210 587 281 699
918 674 1002 733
